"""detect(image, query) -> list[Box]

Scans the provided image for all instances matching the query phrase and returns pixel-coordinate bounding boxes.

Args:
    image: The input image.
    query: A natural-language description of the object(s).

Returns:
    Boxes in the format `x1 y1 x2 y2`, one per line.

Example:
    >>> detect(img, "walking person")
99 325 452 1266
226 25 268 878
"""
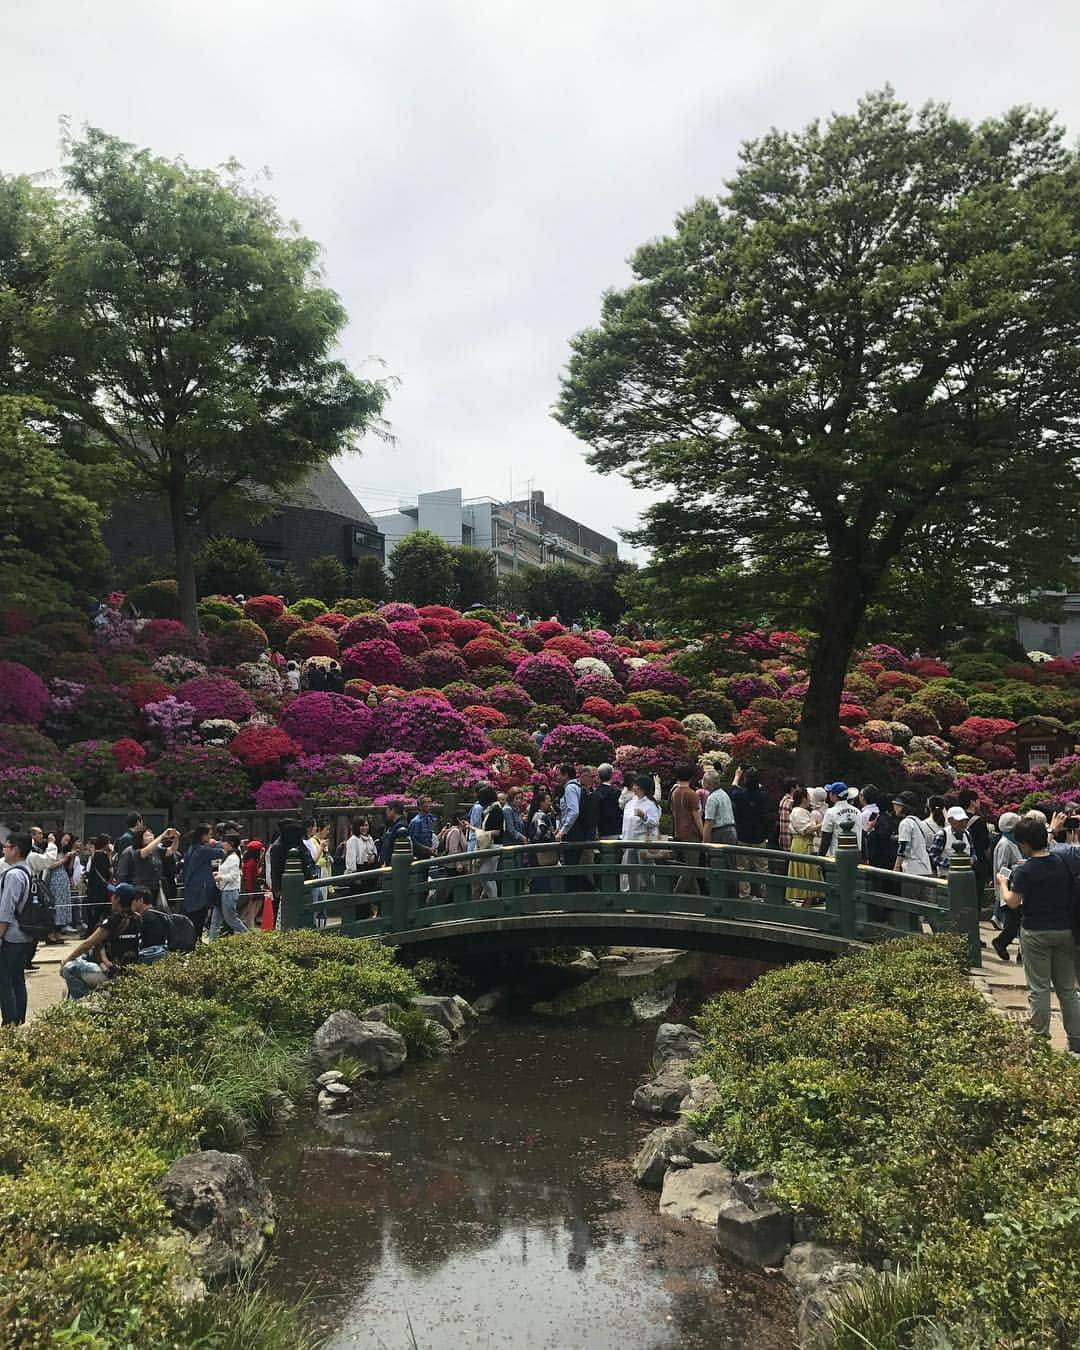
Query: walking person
181 824 224 940
344 816 380 918
992 812 1024 962
526 790 559 895
670 765 704 894
240 840 265 927
209 835 247 941
997 817 1080 1052
471 787 504 899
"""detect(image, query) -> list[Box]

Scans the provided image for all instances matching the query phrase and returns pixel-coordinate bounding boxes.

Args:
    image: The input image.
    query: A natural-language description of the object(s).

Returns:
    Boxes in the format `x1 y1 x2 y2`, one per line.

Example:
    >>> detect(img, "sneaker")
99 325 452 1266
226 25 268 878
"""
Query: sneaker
60 926 80 936
992 937 1011 962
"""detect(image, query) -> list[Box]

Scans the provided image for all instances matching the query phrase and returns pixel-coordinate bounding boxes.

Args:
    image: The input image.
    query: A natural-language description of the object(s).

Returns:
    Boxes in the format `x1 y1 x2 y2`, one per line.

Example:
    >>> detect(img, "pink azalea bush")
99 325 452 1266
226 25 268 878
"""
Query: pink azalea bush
280 692 373 755
514 653 577 708
175 676 256 725
0 661 49 725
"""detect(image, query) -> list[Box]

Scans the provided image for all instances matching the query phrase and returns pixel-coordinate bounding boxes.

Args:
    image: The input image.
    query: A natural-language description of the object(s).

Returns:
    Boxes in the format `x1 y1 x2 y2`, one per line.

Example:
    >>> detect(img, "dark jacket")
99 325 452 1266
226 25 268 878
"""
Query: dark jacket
594 782 622 838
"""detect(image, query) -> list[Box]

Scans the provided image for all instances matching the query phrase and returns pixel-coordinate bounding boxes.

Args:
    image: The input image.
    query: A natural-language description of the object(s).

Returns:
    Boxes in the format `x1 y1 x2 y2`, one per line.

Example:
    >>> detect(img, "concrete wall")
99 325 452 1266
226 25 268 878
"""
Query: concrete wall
1018 606 1080 658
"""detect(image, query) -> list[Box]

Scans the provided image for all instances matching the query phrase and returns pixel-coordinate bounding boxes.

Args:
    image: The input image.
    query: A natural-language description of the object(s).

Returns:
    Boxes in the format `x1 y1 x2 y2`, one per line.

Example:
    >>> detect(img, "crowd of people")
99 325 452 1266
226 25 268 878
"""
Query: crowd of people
6 760 1080 1052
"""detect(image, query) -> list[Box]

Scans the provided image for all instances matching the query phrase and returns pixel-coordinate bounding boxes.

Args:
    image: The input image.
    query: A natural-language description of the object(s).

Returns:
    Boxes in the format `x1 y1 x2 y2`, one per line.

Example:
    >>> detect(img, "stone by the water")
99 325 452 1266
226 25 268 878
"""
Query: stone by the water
655 1022 704 1063
659 1162 737 1226
158 1150 275 1279
312 1011 407 1076
316 1070 345 1086
632 1059 692 1117
633 1123 697 1188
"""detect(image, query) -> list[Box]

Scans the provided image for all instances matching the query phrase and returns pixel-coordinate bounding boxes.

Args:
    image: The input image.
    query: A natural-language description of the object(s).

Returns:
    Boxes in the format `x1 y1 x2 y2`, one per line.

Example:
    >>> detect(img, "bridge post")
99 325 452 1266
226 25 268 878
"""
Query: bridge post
280 849 311 930
947 847 981 969
597 841 619 900
390 843 413 931
833 824 859 940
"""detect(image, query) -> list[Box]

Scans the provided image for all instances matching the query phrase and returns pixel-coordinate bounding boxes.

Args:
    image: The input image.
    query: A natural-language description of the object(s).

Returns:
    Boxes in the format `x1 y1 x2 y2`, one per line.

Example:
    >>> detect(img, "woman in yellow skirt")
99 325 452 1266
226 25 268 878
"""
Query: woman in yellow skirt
787 785 823 904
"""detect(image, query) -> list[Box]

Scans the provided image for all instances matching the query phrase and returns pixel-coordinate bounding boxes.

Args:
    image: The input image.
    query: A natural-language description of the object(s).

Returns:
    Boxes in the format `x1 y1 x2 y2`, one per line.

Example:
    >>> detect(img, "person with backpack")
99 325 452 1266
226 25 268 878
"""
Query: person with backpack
956 788 992 895
60 882 143 1000
131 885 197 957
0 832 42 1025
998 817 1080 1052
893 791 937 891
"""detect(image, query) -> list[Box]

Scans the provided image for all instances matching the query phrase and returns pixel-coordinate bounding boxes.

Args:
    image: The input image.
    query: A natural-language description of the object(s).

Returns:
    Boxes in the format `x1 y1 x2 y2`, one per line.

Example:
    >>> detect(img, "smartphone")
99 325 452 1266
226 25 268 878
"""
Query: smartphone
1066 818 1080 831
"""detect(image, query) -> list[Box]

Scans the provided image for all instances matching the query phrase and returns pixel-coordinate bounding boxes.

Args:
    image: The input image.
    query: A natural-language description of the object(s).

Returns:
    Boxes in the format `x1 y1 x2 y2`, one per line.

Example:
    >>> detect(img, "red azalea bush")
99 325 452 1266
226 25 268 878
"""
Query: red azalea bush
286 624 339 662
462 704 509 729
112 738 146 771
418 618 451 644
0 661 49 725
463 637 511 670
544 634 594 662
280 692 373 755
838 702 869 727
580 696 617 722
533 620 565 640
417 605 461 623
341 639 404 684
540 722 615 765
388 622 430 656
229 724 302 778
137 620 208 661
950 716 1017 751
509 627 545 652
448 619 488 647
318 613 350 631
174 676 255 725
514 653 577 708
244 595 286 625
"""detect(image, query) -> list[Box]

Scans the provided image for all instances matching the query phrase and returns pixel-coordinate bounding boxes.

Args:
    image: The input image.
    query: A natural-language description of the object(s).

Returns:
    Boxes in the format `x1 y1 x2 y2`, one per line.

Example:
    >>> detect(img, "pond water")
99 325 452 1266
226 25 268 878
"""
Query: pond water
255 1013 796 1350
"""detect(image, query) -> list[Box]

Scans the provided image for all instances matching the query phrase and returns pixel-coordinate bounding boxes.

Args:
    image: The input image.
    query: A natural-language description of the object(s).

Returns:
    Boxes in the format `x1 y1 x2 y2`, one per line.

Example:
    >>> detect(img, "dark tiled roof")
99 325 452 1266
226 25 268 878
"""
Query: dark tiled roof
280 462 377 529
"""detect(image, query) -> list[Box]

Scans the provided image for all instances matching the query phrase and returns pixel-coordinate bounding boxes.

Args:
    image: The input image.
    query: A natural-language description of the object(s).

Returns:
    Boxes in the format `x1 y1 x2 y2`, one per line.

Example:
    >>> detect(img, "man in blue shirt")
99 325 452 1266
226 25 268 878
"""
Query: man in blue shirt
407 796 437 859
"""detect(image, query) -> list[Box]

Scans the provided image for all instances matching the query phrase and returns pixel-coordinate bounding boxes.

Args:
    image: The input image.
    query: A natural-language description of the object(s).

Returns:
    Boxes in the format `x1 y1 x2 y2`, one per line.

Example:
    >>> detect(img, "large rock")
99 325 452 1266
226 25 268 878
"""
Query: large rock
632 1059 692 1117
311 1011 407 1076
659 1163 737 1226
569 951 599 972
159 1150 275 1279
451 993 477 1022
655 1022 704 1063
633 1123 697 1188
715 1199 793 1269
686 1138 726 1164
411 994 466 1035
680 1074 721 1116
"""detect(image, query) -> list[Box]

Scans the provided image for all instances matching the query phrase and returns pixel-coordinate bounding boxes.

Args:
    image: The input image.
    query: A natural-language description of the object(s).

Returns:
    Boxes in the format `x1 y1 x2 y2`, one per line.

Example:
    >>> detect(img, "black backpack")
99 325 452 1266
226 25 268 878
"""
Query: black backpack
2 865 54 941
164 911 198 953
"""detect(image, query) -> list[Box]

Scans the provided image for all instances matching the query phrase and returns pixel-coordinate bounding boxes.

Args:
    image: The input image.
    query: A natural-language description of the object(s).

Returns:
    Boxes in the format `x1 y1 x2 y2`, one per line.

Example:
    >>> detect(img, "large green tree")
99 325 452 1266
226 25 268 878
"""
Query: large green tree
388 529 455 605
557 91 1080 780
11 129 388 632
452 545 498 609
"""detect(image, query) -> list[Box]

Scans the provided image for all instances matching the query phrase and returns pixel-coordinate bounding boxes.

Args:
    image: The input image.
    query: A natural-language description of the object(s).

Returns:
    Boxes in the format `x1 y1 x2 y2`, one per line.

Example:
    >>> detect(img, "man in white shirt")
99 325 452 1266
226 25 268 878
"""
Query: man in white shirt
818 783 862 857
701 770 737 846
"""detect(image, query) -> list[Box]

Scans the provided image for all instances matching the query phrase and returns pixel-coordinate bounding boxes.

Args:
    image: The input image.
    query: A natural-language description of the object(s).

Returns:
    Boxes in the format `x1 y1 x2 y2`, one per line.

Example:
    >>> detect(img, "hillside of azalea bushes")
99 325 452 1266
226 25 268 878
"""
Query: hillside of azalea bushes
4 592 1080 822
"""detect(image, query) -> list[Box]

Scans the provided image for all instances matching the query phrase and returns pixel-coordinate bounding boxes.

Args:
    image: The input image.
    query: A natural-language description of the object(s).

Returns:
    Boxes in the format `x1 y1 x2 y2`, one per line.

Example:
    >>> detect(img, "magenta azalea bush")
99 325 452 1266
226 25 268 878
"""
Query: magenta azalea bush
154 744 250 812
174 676 255 725
355 750 425 797
254 778 306 810
625 663 690 701
0 661 49 726
514 653 577 708
280 692 373 755
540 722 616 766
342 638 404 684
369 695 488 759
0 765 78 815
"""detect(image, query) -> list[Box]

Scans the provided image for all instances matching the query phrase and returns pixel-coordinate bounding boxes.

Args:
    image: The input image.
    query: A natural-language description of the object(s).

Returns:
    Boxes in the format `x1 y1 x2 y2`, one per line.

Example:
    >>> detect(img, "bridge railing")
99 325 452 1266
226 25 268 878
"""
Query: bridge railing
279 830 980 964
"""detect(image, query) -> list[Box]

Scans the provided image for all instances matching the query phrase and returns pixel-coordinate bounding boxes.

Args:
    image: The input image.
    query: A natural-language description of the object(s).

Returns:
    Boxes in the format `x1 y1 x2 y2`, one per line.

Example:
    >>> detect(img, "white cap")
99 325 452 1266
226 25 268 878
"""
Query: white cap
946 806 968 822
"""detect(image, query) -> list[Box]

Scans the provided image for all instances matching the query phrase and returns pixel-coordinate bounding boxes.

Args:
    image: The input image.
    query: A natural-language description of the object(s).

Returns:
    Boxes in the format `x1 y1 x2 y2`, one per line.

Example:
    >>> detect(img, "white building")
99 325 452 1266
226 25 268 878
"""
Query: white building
372 488 617 576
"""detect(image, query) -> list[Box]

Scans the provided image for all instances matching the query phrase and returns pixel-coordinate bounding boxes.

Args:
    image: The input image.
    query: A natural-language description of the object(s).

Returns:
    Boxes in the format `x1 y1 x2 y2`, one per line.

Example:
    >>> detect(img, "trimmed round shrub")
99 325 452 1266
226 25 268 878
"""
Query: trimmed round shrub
354 750 425 797
0 661 49 725
514 653 577 708
126 578 180 619
686 688 736 727
447 618 488 647
229 724 302 779
286 624 340 661
626 663 690 701
342 638 404 684
280 692 373 755
266 612 304 649
254 778 306 810
47 684 135 745
417 605 461 623
463 704 509 729
339 613 392 647
462 637 511 670
379 602 420 624
486 683 534 720
487 727 538 758
369 694 488 759
136 620 209 662
441 680 485 710
509 626 544 653
332 598 375 617
197 595 244 624
625 689 680 721
416 645 470 687
62 740 120 800
912 683 969 730
967 692 1014 719
154 744 251 811
288 597 328 620
174 676 255 725
243 594 285 625
388 622 429 656
0 724 60 769
210 619 269 665
544 634 594 662
540 722 615 765
575 672 624 704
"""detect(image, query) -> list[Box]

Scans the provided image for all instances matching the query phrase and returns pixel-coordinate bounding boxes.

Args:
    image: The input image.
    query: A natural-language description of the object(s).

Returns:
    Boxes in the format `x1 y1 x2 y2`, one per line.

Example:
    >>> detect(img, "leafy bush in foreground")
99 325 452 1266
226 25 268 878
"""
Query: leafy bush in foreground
0 932 417 1347
694 938 1080 1347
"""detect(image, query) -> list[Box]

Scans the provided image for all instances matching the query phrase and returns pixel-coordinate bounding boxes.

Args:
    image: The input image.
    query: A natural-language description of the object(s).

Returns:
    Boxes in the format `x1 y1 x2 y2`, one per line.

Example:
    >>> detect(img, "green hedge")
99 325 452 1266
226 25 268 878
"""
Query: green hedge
694 938 1080 1347
0 932 417 1347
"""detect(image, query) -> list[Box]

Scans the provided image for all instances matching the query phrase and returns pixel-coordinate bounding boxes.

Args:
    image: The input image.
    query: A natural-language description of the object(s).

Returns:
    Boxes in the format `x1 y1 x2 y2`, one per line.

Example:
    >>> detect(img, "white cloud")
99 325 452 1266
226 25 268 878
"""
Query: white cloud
4 0 1079 558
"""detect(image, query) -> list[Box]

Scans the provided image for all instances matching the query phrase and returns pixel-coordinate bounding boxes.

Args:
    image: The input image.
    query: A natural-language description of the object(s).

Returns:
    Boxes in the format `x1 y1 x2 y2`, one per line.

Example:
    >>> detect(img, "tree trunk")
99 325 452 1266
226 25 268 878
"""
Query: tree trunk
169 496 200 635
796 570 869 785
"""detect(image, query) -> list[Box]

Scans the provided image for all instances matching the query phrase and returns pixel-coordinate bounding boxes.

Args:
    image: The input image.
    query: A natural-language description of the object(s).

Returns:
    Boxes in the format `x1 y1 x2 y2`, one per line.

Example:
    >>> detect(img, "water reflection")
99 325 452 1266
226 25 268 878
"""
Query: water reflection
257 1018 794 1349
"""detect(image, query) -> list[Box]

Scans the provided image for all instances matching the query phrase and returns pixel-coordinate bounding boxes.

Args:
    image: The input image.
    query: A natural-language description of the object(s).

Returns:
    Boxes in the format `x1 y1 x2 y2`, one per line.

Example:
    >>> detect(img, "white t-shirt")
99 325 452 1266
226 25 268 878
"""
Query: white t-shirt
622 796 660 843
819 802 862 855
897 816 935 876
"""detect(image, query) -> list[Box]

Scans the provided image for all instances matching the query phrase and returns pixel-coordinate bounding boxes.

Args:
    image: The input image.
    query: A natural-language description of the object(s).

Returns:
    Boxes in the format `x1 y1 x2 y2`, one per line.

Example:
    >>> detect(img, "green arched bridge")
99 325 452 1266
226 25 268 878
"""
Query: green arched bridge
280 833 982 968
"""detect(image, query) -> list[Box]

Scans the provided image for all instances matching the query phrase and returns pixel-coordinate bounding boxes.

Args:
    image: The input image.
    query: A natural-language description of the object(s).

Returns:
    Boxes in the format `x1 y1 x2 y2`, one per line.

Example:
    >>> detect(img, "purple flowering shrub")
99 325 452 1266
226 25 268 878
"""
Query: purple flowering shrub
626 664 691 701
255 779 307 810
514 653 577 708
0 661 49 725
174 676 255 725
575 672 624 704
540 722 615 765
142 696 198 747
339 613 391 647
726 674 780 709
355 750 425 796
342 639 404 684
63 740 121 800
487 683 535 720
369 695 488 759
441 681 485 710
280 692 373 755
379 602 420 624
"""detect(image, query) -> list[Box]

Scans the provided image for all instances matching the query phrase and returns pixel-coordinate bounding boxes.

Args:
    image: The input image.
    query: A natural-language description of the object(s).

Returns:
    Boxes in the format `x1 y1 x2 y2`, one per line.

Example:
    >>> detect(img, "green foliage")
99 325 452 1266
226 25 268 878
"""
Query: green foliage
127 578 180 618
816 1268 943 1350
13 128 389 631
0 397 108 605
349 554 388 603
695 939 1080 1346
333 595 375 616
524 563 592 624
452 545 498 609
385 1005 446 1059
196 538 274 600
625 689 679 720
389 529 455 606
0 931 416 1347
304 555 348 606
557 90 1080 779
287 596 328 621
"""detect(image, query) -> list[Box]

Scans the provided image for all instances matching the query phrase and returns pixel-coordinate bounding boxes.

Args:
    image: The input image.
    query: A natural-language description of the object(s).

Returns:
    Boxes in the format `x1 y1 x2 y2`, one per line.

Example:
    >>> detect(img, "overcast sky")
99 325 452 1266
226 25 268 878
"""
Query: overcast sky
4 1 1080 559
